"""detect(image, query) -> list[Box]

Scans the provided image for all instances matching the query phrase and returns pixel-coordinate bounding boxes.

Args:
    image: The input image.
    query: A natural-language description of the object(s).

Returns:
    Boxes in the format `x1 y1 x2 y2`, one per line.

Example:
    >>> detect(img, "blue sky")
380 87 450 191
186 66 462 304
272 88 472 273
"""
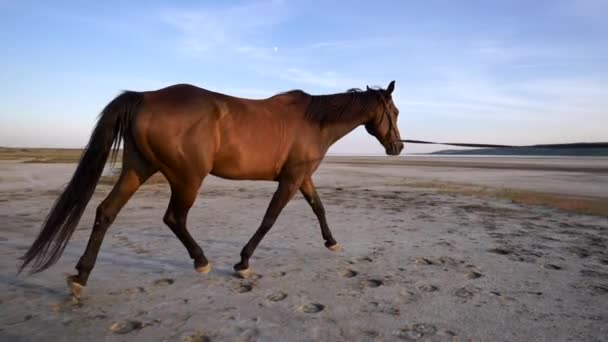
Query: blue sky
1 0 607 154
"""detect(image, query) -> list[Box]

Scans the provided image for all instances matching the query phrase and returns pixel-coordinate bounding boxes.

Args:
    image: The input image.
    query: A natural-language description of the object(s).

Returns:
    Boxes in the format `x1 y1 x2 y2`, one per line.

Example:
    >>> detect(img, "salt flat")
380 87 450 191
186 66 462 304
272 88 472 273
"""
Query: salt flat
1 157 606 341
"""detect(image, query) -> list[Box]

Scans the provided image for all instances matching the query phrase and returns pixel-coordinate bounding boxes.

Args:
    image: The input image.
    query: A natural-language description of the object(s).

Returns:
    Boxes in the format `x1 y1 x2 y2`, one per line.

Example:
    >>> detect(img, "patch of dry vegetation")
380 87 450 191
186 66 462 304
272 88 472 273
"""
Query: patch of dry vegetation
0 147 84 163
0 147 125 163
99 169 167 186
407 180 608 217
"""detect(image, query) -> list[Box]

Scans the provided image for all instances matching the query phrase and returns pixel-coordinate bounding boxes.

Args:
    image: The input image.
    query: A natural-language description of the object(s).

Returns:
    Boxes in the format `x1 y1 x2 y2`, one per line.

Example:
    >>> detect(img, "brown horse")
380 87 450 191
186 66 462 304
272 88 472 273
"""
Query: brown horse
19 81 403 297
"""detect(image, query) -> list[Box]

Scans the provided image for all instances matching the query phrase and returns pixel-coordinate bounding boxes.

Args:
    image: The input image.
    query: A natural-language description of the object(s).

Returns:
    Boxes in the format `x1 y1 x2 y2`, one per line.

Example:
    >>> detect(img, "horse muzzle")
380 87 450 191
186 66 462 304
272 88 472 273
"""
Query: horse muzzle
385 141 404 156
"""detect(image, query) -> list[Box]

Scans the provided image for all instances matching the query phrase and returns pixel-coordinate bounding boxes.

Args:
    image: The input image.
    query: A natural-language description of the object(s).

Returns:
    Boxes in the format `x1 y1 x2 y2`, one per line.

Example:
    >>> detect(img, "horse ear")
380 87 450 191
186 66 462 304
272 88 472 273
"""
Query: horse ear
387 80 395 94
366 85 371 91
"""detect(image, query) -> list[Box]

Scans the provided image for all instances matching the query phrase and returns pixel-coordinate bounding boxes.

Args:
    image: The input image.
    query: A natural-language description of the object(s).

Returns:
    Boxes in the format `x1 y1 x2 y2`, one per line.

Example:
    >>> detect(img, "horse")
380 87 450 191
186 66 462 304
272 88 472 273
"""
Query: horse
19 80 404 297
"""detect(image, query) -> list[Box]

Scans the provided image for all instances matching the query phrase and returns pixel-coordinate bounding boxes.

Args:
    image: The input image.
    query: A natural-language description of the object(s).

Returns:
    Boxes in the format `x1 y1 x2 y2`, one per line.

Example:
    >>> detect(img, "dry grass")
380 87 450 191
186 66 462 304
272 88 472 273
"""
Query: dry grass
407 180 608 217
0 147 82 163
0 147 122 163
99 169 167 186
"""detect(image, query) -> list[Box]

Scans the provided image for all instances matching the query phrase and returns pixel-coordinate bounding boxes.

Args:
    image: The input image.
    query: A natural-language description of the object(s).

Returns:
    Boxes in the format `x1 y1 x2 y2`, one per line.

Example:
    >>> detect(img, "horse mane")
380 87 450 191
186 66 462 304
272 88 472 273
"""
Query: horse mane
303 87 385 124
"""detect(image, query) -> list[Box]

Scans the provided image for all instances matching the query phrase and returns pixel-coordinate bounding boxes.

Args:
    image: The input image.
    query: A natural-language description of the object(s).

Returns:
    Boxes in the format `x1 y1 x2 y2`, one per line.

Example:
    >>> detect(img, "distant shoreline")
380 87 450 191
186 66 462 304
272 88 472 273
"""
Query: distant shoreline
1 147 608 166
429 146 608 157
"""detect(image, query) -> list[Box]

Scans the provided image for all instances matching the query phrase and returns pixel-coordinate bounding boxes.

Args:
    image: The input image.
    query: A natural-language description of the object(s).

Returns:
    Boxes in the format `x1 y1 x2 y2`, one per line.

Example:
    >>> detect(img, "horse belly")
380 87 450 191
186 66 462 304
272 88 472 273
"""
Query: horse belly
210 149 284 180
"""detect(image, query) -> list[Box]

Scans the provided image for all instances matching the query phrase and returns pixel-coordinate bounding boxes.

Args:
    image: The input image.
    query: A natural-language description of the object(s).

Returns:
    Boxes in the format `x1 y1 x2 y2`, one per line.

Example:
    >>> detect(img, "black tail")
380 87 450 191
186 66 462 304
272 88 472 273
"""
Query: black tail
19 91 143 274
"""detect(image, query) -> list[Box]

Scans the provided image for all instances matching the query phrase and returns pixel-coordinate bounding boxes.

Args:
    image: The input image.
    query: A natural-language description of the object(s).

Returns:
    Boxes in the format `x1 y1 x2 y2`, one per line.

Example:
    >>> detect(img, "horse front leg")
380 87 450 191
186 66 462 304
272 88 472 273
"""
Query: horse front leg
234 178 301 278
299 177 339 251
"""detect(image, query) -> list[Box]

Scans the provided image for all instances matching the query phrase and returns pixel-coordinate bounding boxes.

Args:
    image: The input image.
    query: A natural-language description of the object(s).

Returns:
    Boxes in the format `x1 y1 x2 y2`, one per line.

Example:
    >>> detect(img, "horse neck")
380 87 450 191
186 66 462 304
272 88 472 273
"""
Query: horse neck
321 106 370 147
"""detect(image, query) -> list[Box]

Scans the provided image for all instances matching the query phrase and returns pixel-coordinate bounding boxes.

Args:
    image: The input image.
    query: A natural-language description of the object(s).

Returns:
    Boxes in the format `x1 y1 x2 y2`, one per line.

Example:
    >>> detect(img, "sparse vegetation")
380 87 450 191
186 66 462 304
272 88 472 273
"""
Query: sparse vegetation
0 147 125 164
407 180 608 217
99 169 167 185
0 147 86 163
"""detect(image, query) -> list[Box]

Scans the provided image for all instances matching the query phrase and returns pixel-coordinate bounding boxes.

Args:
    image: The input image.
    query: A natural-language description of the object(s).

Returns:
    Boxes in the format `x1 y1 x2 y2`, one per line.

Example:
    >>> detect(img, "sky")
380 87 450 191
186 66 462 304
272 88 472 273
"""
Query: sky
0 0 607 154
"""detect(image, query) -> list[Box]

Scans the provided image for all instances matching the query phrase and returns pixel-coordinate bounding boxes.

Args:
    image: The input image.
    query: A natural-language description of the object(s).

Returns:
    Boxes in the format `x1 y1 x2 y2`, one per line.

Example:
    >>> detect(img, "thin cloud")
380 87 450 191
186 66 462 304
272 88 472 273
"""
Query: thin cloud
278 68 364 90
308 37 400 50
160 1 289 57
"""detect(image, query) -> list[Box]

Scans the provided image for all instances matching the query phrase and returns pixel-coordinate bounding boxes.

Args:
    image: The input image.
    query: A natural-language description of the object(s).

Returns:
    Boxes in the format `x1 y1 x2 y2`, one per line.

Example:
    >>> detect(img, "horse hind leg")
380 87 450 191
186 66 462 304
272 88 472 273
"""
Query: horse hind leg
68 144 156 298
163 180 210 274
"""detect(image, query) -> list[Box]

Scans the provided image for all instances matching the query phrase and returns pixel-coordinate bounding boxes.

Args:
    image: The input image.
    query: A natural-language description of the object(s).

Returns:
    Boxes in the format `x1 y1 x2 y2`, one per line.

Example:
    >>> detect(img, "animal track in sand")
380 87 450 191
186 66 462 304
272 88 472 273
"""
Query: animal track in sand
362 330 380 339
124 286 146 294
341 269 358 278
109 286 146 295
418 284 438 292
234 283 254 293
270 271 287 278
414 256 466 268
398 323 437 340
153 278 174 286
266 291 288 302
414 257 433 265
487 247 512 255
182 332 211 342
454 287 478 300
109 320 143 334
362 279 383 288
541 264 562 270
299 303 325 313
233 272 263 280
567 246 590 258
465 270 483 279
383 307 400 316
590 284 608 295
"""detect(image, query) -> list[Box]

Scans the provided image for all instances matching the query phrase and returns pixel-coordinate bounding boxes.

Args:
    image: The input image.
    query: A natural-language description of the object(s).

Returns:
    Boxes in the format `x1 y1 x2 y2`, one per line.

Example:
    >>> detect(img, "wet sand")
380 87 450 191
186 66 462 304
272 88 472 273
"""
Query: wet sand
1 157 607 341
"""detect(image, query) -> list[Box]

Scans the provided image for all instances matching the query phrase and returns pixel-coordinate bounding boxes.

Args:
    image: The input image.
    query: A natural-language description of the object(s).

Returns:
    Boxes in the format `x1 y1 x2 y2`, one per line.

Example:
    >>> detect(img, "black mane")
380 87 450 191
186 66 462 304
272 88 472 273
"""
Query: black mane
304 87 386 124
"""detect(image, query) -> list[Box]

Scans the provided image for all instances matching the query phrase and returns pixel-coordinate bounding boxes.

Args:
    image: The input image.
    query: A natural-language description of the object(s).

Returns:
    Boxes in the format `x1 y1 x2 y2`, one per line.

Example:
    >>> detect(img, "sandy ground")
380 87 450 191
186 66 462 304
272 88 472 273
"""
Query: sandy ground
0 158 607 341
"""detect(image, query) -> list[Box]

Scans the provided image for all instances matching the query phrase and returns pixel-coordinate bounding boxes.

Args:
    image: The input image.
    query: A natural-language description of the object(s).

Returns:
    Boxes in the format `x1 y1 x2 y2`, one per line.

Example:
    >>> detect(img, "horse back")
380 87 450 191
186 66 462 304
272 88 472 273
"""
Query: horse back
131 84 320 181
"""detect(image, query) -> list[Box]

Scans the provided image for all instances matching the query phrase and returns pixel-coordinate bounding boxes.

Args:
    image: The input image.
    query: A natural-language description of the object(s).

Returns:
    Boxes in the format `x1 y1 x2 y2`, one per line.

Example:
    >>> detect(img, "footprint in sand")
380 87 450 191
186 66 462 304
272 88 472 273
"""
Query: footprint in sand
153 278 174 286
414 257 433 265
109 320 143 334
465 270 483 279
299 303 325 314
487 248 512 255
266 291 288 302
589 284 608 295
233 272 263 280
124 286 146 295
341 269 358 278
541 264 562 270
418 284 438 292
362 279 383 288
398 323 437 340
454 287 475 299
362 330 380 339
182 332 211 342
383 307 400 316
234 283 254 294
580 269 608 279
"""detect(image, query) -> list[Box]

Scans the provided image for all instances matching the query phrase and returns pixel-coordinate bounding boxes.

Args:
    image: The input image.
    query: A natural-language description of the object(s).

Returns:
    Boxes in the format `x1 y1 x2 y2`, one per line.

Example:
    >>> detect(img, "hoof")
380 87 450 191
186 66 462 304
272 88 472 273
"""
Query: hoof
66 275 84 299
235 268 252 279
327 243 341 252
195 263 212 274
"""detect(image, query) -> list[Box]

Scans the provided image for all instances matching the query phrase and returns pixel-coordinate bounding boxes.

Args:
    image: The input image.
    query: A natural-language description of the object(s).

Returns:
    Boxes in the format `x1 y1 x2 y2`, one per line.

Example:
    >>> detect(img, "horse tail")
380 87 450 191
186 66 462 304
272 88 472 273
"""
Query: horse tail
19 91 143 274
